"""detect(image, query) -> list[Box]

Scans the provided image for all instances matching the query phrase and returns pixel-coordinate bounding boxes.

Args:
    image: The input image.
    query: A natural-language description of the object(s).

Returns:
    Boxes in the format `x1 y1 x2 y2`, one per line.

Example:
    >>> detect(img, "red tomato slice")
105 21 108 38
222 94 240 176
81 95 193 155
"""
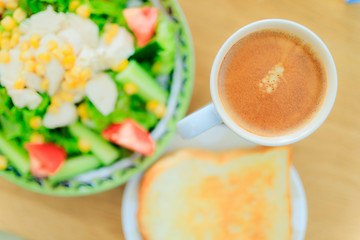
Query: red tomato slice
25 143 67 178
123 7 158 47
102 119 155 156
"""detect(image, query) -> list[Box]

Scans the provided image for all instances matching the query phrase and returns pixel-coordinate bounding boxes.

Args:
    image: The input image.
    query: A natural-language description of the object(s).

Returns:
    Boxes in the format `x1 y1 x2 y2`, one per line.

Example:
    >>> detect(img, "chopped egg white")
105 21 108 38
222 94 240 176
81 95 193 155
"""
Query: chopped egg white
64 13 99 48
58 28 83 54
70 89 85 104
45 58 65 96
20 6 66 36
76 45 99 70
0 49 23 89
43 103 78 129
8 89 42 110
23 73 43 92
85 73 118 116
101 27 135 68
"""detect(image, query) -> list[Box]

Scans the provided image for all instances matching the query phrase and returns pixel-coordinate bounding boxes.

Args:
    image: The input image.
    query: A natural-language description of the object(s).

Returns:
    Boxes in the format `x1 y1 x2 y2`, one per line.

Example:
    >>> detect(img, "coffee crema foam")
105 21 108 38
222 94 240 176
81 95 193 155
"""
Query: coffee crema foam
218 29 327 137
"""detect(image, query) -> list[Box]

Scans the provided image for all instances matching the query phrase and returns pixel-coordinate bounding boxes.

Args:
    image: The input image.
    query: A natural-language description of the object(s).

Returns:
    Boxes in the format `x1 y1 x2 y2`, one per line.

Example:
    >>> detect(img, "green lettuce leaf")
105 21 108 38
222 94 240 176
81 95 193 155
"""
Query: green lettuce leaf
20 0 70 14
0 115 23 139
89 0 126 16
152 15 178 75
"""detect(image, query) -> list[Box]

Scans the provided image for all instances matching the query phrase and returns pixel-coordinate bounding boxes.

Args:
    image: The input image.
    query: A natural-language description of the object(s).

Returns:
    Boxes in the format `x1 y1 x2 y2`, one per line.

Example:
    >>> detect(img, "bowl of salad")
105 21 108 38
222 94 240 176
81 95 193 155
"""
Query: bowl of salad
0 0 194 196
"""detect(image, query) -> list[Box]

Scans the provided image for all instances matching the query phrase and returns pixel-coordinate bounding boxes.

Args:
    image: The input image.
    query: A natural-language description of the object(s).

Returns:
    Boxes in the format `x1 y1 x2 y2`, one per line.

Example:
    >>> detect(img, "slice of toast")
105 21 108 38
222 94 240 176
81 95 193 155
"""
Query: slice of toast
138 147 292 240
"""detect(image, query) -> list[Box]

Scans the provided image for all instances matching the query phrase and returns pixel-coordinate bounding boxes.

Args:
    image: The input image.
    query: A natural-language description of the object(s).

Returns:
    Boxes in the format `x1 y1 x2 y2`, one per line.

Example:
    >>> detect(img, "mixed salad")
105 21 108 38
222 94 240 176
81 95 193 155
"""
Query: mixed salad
0 0 177 183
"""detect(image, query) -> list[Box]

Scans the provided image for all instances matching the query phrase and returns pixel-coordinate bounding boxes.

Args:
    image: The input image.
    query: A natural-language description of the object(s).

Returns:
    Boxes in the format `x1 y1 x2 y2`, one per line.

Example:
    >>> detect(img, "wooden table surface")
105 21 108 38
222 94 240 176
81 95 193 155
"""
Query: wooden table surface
0 0 359 239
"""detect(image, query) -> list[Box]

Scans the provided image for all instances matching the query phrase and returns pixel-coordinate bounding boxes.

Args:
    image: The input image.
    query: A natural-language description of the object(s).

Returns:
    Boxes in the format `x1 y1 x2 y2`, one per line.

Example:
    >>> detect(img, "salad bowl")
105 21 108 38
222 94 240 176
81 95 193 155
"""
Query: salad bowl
0 0 194 196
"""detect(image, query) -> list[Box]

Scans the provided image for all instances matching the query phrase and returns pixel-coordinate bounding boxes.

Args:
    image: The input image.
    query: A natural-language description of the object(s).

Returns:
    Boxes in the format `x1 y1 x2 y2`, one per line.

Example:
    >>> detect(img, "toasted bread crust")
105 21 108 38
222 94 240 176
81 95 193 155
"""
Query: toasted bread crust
138 146 292 240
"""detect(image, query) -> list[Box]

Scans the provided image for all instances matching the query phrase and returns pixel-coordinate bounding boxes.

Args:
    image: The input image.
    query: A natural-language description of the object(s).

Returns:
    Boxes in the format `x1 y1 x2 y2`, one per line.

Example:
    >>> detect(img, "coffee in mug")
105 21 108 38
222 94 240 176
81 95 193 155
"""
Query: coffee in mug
177 20 337 146
218 29 327 137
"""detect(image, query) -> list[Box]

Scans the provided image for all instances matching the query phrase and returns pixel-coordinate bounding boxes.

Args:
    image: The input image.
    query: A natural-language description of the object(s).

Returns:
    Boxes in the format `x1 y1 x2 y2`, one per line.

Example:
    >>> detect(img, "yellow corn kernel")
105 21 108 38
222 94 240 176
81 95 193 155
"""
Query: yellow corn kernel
48 104 59 114
104 33 116 44
13 76 25 90
152 61 161 74
123 82 138 95
77 103 88 120
64 70 75 82
78 78 87 89
104 33 113 44
46 40 58 52
60 91 74 102
1 16 16 31
13 8 26 22
30 132 45 144
35 63 46 76
20 41 30 51
61 44 74 56
51 95 62 106
30 34 41 49
62 80 77 90
146 100 159 112
69 0 81 11
146 100 166 118
104 24 119 43
111 59 129 72
62 55 76 70
24 59 36 72
60 81 69 90
40 78 49 91
5 0 18 10
154 104 166 118
64 75 77 89
79 80 87 89
80 68 91 81
62 82 71 91
52 48 64 62
76 4 91 18
9 34 19 48
37 52 51 63
104 23 117 31
0 49 10 63
69 65 82 77
1 37 10 50
78 138 91 152
29 116 42 130
0 155 7 170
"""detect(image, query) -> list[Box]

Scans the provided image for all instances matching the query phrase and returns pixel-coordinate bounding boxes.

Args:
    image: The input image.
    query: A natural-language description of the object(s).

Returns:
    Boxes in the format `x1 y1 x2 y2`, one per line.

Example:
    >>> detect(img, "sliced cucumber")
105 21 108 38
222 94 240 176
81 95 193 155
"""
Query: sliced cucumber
116 60 168 105
69 122 121 165
49 155 101 183
0 133 29 175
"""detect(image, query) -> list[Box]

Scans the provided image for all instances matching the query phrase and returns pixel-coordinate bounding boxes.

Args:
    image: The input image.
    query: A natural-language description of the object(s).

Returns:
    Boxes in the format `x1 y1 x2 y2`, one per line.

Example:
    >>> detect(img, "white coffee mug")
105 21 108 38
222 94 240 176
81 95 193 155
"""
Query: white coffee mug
177 19 337 146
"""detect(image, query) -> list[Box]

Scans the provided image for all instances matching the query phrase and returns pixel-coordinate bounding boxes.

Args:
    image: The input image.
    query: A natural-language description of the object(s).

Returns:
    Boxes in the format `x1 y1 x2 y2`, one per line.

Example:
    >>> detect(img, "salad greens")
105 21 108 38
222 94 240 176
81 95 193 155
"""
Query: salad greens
19 0 70 14
0 0 178 183
152 15 178 75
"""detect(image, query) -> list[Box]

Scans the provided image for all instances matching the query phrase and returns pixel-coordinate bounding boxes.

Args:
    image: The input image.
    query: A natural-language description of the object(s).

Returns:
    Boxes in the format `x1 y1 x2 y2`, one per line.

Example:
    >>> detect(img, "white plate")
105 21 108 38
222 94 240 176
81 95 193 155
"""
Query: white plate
122 125 307 240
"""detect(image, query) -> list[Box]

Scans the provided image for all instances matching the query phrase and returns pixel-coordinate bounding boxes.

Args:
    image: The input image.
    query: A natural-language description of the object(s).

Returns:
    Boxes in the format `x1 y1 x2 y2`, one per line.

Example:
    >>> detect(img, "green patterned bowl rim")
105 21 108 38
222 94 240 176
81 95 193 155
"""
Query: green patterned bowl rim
0 0 195 196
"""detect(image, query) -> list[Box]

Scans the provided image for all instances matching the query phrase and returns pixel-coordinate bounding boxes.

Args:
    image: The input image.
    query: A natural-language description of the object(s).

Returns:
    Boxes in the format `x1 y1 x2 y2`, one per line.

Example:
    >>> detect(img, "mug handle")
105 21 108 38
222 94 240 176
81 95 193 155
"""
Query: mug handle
177 103 223 138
